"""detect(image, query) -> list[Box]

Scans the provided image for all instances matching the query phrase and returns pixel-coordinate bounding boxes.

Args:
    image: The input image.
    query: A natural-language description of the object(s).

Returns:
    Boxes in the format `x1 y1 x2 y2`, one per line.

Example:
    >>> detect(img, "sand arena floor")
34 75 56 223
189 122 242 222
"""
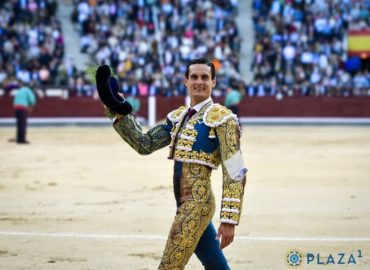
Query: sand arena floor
0 125 370 270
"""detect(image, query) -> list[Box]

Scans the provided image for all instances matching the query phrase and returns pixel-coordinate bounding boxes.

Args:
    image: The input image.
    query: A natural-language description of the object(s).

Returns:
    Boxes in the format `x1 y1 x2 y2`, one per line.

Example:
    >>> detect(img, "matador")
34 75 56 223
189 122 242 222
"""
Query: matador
103 58 248 270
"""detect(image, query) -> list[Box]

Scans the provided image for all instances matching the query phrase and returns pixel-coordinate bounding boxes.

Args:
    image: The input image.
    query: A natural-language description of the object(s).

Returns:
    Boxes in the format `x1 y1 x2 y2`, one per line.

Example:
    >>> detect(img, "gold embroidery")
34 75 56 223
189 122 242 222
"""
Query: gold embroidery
189 163 201 175
113 115 171 155
181 128 197 137
187 118 198 126
176 138 193 149
204 104 237 127
168 108 195 159
172 149 220 168
220 211 240 221
223 182 244 199
216 117 245 224
168 106 187 122
158 163 215 270
207 107 229 122
222 200 241 209
208 127 215 138
192 179 209 202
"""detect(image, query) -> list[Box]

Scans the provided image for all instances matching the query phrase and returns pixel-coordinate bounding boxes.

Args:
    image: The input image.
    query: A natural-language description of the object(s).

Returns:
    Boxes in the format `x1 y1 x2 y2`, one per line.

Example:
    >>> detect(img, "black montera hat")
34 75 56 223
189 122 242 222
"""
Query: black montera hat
96 65 132 115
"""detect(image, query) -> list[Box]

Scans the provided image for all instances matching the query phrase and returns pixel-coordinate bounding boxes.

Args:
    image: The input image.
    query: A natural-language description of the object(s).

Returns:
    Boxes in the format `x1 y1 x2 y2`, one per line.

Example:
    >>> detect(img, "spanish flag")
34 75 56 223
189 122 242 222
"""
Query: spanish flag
348 29 370 58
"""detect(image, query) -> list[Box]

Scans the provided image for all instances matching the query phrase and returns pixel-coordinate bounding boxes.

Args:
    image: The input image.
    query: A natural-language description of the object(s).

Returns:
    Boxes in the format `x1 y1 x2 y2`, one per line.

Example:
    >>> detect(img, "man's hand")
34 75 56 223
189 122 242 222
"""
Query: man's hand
216 223 235 249
104 105 124 120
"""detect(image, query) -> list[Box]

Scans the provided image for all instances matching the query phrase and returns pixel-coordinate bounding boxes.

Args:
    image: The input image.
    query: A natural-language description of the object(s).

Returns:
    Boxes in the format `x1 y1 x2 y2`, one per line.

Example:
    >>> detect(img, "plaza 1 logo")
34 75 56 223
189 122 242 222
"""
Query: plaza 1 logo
286 250 303 268
286 249 364 268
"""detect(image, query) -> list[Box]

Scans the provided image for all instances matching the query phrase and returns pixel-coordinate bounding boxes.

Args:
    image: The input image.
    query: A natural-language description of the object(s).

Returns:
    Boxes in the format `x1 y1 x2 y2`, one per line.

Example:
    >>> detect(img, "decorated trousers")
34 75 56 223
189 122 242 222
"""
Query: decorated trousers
158 161 230 270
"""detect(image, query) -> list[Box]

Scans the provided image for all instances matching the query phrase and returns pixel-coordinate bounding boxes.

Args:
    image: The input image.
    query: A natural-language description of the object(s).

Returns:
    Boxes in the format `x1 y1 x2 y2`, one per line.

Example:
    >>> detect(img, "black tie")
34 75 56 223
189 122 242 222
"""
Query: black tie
187 108 197 120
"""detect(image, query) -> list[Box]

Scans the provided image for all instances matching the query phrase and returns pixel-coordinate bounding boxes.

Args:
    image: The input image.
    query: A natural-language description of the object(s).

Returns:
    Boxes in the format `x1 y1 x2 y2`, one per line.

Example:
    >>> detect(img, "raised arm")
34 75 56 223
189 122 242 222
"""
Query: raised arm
112 114 172 155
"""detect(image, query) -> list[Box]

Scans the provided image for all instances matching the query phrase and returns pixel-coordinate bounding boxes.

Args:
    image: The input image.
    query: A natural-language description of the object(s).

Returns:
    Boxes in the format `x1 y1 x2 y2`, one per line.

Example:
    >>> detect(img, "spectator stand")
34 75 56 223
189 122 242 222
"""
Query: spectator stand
0 1 77 97
250 0 370 99
71 0 244 99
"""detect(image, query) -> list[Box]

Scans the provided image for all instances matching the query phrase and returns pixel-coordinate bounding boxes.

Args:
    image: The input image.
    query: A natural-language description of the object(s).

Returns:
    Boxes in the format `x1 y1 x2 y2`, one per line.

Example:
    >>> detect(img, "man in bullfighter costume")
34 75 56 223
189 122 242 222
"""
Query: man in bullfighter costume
96 58 248 270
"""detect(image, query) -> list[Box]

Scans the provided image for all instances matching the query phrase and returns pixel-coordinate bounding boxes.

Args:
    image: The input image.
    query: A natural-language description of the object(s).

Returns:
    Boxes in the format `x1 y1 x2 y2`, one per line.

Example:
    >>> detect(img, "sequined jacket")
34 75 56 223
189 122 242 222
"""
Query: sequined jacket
113 101 247 225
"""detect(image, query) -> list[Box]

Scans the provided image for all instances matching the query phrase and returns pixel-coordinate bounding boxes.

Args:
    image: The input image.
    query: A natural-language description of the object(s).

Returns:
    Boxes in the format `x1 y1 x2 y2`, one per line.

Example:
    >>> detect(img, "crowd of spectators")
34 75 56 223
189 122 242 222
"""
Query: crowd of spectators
251 0 370 98
72 0 242 97
0 0 80 96
3 0 370 100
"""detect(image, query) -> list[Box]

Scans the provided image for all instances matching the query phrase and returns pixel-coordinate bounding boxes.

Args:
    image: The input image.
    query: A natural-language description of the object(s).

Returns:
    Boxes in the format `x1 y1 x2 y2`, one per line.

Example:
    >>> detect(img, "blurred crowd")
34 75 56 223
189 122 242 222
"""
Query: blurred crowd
72 0 242 97
0 0 81 96
251 0 370 98
3 0 370 99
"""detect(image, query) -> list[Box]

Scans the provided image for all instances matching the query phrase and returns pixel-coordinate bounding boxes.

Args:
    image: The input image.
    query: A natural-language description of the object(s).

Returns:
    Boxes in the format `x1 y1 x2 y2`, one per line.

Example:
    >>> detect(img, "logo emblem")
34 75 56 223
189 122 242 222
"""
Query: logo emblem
287 250 303 267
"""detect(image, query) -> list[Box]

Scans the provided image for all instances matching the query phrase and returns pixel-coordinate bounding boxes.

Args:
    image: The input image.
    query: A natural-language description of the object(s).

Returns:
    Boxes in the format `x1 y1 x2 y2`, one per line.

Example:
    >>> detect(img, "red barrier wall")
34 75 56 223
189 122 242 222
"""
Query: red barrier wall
1 96 370 118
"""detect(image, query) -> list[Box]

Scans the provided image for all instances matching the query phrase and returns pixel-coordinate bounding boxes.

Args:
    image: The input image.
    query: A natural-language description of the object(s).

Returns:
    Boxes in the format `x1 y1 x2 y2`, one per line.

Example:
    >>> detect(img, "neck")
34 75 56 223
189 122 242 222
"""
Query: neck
190 97 210 107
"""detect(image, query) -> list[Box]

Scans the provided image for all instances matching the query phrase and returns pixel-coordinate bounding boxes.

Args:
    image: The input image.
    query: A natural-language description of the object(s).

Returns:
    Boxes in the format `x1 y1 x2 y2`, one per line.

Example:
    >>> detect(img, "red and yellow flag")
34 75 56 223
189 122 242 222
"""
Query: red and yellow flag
348 29 370 58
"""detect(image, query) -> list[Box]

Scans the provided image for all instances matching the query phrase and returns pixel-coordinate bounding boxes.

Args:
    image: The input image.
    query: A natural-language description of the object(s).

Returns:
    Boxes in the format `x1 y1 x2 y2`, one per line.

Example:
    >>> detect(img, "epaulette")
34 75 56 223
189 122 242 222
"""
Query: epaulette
167 106 187 123
203 103 238 127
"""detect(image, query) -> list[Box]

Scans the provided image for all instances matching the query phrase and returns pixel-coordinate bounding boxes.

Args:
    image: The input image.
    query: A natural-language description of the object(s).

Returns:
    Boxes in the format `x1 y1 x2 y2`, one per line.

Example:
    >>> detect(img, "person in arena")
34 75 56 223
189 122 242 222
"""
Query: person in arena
12 82 36 144
99 58 248 270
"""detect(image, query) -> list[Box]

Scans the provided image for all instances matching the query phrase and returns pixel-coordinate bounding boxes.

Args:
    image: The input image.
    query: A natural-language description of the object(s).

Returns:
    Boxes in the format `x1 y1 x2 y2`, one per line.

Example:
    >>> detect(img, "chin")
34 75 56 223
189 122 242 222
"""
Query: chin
192 96 207 104
192 94 204 99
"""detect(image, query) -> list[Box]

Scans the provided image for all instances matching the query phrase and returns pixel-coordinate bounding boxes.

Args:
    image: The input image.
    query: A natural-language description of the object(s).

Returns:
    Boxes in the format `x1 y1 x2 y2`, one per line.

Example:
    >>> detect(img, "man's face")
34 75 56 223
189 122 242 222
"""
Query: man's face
185 64 216 106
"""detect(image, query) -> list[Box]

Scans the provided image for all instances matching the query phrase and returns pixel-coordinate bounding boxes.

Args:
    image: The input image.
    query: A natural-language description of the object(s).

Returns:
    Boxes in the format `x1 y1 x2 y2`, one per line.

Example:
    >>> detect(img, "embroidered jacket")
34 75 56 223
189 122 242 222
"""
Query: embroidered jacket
112 101 247 225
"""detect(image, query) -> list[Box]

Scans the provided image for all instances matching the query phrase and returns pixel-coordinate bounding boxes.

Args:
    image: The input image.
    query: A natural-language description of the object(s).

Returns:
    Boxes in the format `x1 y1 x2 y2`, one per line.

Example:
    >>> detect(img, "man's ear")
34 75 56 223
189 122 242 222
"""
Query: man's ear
212 77 217 87
184 77 188 87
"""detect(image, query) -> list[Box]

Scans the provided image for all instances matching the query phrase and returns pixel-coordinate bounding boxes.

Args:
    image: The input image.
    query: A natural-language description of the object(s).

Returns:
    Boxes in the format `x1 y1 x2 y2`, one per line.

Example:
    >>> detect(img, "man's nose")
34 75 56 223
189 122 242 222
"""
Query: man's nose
195 77 203 84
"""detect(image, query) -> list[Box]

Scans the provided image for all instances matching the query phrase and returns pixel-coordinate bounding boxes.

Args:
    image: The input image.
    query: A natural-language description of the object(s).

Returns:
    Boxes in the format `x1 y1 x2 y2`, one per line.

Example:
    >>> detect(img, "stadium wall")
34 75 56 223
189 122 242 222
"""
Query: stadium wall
1 96 370 119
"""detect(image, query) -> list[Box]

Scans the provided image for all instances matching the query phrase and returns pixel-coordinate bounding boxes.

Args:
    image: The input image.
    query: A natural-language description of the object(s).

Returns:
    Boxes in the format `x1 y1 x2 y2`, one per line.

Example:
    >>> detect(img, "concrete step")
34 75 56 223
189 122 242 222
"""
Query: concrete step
57 1 90 70
236 0 254 83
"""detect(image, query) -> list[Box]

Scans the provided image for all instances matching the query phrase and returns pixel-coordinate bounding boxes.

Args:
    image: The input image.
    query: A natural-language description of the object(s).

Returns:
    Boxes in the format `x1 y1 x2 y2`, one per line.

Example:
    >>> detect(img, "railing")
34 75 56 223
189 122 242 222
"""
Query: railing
2 94 370 124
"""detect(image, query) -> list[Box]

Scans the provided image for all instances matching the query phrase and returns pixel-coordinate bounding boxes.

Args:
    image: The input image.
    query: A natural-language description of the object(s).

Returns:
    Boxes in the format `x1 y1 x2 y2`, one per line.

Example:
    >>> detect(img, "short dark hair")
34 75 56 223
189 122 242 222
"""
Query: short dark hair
185 58 216 80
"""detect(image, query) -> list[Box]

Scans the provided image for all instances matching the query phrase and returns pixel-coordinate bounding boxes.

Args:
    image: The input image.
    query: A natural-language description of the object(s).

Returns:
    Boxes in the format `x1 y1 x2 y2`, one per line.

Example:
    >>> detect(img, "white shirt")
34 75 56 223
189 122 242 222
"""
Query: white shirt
190 97 212 113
